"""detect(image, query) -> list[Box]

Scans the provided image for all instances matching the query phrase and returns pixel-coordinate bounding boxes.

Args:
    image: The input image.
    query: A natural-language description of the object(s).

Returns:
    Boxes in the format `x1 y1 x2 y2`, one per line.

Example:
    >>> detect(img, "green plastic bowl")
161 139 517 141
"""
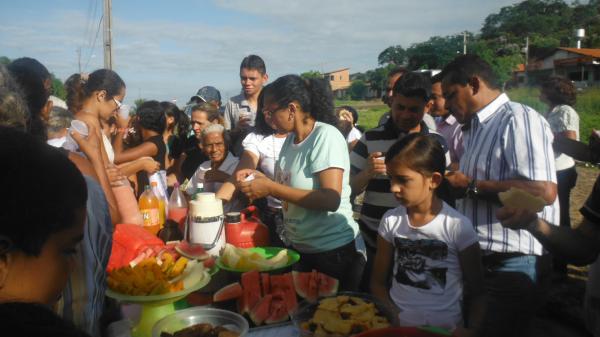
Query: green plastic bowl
216 246 300 273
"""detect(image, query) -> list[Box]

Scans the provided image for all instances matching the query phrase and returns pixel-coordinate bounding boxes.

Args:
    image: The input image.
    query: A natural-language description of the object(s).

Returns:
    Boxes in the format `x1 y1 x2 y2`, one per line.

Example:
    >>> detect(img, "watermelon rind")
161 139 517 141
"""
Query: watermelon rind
213 282 243 302
317 272 339 297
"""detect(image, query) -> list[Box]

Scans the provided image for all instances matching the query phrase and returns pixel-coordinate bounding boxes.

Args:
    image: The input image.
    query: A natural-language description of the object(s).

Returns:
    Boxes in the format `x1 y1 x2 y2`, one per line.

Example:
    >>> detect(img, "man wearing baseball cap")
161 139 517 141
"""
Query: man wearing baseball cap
188 86 222 110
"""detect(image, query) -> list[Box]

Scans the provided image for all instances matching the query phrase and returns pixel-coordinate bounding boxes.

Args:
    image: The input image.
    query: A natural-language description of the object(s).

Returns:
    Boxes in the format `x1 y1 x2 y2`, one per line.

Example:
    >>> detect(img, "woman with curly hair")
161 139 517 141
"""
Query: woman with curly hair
237 74 365 291
540 76 580 275
112 100 167 194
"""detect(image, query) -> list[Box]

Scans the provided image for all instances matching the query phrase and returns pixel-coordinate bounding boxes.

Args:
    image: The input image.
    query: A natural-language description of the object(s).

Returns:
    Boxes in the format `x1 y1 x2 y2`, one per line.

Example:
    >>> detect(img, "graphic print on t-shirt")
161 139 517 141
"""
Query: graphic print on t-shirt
275 167 291 211
394 237 448 292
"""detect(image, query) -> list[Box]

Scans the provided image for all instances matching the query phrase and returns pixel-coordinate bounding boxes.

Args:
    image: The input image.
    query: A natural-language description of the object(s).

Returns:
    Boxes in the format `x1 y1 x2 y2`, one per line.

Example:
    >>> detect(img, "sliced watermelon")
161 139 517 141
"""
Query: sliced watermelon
261 273 270 296
317 272 339 297
265 296 289 324
293 270 317 303
213 282 243 302
202 256 216 269
281 273 298 314
307 270 319 302
293 270 338 303
241 270 261 314
249 294 272 325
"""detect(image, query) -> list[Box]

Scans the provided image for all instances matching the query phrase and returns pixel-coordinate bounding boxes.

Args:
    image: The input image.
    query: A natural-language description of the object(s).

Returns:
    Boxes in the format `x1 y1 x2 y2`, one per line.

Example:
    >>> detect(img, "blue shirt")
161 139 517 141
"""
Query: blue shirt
57 176 113 336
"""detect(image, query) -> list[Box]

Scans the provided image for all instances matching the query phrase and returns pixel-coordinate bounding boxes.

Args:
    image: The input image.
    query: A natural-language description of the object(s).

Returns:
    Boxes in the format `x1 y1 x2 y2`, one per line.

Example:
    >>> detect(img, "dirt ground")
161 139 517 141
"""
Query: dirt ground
532 165 599 337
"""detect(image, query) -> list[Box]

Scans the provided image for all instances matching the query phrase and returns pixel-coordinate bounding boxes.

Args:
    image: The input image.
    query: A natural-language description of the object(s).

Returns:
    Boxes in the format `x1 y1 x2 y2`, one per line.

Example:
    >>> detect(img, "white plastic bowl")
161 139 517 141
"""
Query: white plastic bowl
152 307 249 337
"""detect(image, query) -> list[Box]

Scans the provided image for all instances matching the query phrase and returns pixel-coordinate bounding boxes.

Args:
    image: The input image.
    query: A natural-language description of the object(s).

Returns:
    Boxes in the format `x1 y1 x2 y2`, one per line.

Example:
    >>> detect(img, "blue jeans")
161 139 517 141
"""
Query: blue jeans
481 255 538 337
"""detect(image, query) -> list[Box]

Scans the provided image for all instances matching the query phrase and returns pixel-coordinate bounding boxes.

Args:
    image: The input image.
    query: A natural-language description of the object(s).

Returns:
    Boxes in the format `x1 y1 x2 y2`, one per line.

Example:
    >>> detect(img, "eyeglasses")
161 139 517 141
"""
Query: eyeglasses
262 103 287 117
113 97 123 110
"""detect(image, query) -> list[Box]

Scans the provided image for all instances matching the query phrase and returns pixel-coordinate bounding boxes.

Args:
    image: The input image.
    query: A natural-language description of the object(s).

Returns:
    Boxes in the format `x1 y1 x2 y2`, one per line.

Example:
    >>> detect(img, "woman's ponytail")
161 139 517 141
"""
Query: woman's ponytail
306 78 336 126
65 73 86 113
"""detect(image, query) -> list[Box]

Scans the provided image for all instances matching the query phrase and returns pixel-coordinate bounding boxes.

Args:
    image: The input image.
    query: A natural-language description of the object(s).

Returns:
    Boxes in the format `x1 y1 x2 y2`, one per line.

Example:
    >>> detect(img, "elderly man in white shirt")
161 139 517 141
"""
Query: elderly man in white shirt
441 54 559 337
187 124 245 212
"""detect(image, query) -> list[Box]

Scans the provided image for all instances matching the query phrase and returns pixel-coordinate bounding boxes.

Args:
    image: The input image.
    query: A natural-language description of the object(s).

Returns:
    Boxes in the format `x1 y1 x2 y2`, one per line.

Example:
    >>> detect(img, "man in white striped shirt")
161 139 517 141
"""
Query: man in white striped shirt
441 55 559 337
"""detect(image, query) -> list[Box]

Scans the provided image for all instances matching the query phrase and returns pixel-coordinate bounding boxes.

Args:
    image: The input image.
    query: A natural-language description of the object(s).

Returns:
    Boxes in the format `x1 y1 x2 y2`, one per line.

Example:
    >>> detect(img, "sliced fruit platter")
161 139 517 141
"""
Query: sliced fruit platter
217 243 300 272
292 293 398 337
212 269 339 327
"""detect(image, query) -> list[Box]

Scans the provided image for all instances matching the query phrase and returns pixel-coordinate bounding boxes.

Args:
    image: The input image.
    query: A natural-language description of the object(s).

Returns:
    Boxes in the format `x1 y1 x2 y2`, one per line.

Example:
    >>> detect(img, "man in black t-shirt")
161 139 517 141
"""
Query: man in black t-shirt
498 172 600 336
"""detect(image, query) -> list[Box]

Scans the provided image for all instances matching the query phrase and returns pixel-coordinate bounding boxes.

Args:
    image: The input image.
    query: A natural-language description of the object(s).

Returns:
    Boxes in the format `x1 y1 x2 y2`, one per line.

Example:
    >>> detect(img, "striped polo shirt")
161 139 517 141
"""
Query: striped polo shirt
350 118 451 247
458 93 560 256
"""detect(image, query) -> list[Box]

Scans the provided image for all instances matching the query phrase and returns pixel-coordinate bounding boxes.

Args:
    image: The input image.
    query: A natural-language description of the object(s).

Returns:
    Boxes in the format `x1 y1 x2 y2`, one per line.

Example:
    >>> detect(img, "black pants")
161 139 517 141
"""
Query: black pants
554 166 578 274
259 205 288 248
295 239 366 292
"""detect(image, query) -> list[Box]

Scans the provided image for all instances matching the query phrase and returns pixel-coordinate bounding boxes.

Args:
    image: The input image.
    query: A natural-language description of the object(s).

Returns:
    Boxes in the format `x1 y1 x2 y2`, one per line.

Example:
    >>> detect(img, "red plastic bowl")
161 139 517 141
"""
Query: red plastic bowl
354 327 449 337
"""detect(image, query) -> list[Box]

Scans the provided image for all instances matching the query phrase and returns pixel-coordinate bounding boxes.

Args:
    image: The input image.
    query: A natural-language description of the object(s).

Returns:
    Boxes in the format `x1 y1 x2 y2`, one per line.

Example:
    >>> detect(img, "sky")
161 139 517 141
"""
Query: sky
0 0 522 106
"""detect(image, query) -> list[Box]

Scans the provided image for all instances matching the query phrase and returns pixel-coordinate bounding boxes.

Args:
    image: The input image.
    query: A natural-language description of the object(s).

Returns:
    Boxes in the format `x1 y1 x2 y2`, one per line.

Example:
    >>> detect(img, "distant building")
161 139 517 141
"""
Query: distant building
324 68 352 98
516 47 600 86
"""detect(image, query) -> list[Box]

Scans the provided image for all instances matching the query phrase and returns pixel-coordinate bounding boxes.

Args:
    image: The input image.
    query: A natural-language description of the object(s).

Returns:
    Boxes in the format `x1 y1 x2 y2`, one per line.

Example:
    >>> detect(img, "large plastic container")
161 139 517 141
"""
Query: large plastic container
152 307 249 337
186 192 225 256
224 206 269 248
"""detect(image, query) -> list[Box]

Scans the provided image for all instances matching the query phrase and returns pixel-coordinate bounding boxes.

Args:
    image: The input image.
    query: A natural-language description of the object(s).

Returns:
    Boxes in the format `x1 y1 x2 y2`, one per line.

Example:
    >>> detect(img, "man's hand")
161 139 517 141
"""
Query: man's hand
366 152 387 177
445 171 471 197
236 112 252 129
204 169 230 183
496 206 538 230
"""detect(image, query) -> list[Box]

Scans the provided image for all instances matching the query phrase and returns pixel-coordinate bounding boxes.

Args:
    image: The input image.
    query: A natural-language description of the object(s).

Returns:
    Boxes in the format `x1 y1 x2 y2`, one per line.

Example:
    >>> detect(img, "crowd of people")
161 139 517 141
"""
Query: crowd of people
0 51 599 337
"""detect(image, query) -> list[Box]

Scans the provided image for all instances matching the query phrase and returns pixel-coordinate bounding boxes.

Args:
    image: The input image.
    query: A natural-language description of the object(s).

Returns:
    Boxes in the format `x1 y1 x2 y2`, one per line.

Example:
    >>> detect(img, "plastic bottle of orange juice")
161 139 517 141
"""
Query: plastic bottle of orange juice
139 185 160 235
150 181 166 229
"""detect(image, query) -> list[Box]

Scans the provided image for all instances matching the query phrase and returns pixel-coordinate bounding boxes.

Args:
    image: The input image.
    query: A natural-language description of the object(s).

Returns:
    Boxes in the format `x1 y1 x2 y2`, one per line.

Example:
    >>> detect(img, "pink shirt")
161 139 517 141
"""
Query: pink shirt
436 115 463 164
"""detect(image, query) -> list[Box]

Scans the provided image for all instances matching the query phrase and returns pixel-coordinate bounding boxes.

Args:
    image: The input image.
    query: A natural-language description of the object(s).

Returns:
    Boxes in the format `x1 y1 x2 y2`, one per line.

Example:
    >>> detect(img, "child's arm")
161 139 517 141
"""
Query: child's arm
113 139 159 165
455 243 486 337
370 234 400 317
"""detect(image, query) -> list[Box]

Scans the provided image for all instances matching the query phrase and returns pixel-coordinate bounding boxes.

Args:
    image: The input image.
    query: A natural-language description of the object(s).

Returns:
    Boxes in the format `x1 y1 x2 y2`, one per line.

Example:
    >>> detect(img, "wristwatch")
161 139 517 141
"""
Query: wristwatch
466 178 478 198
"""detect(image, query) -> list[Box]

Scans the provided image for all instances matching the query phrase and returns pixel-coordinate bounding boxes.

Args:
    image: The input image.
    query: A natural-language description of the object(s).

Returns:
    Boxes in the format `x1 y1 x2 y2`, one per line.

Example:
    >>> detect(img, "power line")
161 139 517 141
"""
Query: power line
84 12 104 71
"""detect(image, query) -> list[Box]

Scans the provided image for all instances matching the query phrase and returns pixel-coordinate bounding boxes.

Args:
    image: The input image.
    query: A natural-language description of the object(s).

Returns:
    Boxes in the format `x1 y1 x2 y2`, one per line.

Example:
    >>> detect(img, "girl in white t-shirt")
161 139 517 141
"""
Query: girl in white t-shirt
371 133 484 336
216 95 289 246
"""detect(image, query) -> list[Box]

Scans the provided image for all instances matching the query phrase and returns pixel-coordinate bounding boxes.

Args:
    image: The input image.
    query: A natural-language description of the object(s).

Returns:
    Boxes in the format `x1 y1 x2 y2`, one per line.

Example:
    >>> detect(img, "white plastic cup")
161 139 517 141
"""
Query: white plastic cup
63 120 89 152
118 104 131 119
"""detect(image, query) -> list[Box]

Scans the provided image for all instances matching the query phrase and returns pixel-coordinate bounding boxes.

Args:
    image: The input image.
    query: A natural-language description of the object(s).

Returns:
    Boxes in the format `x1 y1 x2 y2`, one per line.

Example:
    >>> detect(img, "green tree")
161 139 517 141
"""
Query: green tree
51 74 66 100
378 45 406 65
364 67 388 99
134 98 146 111
300 70 322 80
0 56 10 65
348 80 368 100
406 34 467 70
470 40 524 87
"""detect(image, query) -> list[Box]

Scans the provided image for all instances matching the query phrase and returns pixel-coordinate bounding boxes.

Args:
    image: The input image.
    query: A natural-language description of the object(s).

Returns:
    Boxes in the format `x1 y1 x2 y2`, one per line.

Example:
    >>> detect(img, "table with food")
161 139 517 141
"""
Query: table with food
105 188 450 337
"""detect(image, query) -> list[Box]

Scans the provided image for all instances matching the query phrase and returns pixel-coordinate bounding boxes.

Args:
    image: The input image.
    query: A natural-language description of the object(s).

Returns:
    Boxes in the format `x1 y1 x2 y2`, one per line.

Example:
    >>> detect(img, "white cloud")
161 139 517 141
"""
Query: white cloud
0 0 521 104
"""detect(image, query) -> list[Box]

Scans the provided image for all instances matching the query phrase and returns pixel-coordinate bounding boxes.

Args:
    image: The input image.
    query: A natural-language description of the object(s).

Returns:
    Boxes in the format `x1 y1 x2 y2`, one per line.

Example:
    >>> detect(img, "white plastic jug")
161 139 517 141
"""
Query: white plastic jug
186 192 225 256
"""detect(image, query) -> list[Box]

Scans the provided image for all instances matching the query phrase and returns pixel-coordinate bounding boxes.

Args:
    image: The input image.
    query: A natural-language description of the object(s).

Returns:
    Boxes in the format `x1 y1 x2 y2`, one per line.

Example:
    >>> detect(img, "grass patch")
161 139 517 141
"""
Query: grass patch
507 87 599 143
335 99 388 131
337 89 599 142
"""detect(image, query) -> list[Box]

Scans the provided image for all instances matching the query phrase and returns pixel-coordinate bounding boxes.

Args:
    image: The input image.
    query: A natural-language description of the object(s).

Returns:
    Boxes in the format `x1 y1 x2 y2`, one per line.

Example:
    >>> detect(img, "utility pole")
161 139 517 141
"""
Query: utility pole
77 47 81 73
463 31 467 55
103 0 113 69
